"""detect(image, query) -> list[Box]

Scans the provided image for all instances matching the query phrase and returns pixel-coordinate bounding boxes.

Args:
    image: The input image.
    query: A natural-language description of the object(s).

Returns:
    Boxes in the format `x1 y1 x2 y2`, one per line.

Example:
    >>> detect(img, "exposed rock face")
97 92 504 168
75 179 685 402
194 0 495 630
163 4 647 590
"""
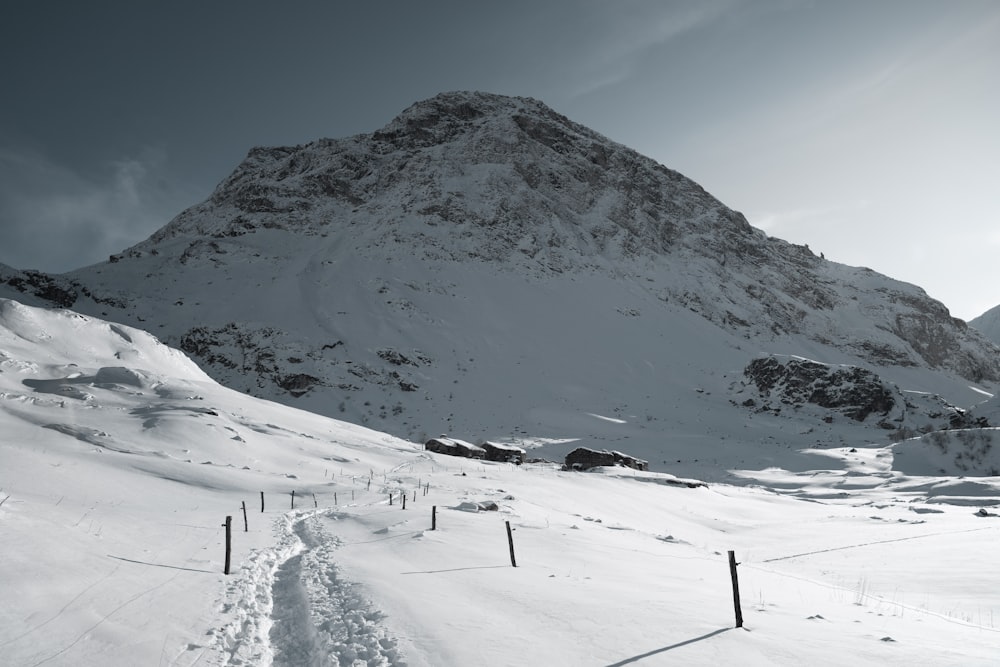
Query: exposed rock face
742 357 896 422
0 266 78 308
737 355 988 436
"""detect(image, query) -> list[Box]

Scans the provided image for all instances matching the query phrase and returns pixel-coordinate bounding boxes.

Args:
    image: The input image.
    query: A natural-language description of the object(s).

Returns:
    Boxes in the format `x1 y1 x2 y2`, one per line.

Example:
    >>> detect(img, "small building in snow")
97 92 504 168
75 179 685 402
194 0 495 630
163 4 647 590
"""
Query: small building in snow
565 447 616 470
565 447 648 471
424 436 486 459
482 441 526 464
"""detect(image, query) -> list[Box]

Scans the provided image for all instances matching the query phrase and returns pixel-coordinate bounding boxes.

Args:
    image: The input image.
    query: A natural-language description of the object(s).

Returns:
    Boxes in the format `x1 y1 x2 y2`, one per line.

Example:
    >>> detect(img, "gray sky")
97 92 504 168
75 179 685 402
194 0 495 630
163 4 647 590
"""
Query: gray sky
1 1 997 320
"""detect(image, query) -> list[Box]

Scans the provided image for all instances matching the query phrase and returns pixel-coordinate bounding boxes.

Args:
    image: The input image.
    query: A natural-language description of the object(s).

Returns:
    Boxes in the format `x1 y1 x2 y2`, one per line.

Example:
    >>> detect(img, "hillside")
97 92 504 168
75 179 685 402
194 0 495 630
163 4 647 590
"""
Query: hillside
2 92 998 478
3 298 1000 666
971 303 1000 346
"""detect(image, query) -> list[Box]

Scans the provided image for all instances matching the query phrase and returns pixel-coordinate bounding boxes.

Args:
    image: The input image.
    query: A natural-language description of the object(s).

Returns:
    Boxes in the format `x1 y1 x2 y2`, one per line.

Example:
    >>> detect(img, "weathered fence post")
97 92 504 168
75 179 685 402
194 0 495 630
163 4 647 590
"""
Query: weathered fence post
222 515 232 575
291 490 295 510
402 494 407 510
728 550 743 628
432 505 437 531
260 491 264 513
506 521 517 567
389 492 394 506
241 501 248 532
313 493 317 508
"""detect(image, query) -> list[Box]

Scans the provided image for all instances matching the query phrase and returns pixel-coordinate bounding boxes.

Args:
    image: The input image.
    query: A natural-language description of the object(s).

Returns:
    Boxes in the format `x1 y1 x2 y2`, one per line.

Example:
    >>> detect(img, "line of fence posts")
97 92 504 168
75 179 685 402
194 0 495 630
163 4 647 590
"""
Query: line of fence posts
235 484 526 576
239 491 742 629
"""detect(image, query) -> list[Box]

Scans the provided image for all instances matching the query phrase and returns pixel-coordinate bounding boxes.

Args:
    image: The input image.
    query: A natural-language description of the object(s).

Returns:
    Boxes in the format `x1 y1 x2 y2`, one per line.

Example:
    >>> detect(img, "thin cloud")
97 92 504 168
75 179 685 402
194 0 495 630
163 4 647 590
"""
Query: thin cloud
0 147 197 272
567 0 741 98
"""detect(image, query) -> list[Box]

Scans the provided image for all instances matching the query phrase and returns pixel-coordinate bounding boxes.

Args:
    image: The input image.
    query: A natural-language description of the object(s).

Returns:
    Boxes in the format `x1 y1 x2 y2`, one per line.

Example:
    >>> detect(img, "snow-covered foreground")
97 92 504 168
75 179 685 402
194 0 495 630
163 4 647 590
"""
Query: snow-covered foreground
3 298 1000 666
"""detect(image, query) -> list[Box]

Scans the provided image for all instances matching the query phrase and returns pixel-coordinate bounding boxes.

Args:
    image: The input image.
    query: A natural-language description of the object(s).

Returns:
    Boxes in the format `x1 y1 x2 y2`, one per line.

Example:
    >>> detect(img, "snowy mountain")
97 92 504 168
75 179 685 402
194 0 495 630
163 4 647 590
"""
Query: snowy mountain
3 297 1000 666
970 303 1000 346
2 91 999 478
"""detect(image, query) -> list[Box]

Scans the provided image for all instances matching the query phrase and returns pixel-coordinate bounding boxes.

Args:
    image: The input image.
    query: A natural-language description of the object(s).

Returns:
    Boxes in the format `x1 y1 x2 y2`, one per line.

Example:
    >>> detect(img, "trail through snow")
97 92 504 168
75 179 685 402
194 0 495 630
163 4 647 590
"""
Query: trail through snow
214 506 402 667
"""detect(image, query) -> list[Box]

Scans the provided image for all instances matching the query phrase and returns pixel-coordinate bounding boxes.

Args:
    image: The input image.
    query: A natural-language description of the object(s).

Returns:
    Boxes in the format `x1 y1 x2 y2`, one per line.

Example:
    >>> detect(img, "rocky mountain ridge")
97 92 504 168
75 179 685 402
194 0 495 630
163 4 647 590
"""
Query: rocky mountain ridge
2 91 998 474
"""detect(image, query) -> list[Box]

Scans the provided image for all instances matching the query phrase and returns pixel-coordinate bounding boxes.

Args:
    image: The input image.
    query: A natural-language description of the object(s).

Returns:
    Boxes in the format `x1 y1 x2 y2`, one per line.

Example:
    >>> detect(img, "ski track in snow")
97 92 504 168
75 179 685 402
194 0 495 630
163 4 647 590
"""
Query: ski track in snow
212 508 403 667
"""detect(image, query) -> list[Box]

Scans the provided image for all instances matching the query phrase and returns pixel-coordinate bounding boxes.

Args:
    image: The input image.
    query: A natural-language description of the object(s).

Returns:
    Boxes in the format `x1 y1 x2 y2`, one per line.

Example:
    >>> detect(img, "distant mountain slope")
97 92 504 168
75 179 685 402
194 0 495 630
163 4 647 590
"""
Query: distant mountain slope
1 92 997 473
970 303 1000 346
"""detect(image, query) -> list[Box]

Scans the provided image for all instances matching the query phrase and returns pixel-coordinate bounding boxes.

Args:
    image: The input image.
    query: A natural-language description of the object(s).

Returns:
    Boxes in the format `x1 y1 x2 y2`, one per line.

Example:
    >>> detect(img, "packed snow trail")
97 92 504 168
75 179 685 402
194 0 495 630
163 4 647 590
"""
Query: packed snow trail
212 508 403 666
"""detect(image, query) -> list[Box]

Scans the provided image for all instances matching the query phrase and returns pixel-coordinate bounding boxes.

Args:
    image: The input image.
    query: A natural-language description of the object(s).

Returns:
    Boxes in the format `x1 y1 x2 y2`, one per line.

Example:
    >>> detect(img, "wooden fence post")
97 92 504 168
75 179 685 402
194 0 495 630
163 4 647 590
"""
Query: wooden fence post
291 490 295 510
728 550 743 628
506 521 517 567
432 505 437 531
241 501 248 532
260 491 264 513
389 493 394 506
222 516 232 575
313 493 317 508
402 494 407 510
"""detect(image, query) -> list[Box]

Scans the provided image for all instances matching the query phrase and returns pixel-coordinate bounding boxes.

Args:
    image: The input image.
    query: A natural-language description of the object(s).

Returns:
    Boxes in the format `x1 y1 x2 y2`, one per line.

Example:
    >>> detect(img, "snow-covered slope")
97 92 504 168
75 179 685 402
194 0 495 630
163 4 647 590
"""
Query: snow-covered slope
970 303 1000 346
3 299 1000 666
2 92 998 477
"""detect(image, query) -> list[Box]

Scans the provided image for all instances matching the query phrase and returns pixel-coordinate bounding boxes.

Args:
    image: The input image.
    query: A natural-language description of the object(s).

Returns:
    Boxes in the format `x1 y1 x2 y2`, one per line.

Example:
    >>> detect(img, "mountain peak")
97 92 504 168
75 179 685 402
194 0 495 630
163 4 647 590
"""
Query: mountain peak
5 91 998 458
376 91 564 141
145 89 742 269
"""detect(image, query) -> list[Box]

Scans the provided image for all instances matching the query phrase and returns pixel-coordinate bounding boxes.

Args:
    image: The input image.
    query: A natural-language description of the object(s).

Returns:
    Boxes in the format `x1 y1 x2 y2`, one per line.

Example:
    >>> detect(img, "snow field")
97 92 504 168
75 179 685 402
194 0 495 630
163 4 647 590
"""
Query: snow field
3 299 1000 665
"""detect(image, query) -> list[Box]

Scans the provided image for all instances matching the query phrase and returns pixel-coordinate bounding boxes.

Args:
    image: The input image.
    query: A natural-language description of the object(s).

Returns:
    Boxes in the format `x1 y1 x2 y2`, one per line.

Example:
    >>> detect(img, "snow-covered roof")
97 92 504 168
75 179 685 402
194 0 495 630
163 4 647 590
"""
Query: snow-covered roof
483 441 526 453
428 436 485 453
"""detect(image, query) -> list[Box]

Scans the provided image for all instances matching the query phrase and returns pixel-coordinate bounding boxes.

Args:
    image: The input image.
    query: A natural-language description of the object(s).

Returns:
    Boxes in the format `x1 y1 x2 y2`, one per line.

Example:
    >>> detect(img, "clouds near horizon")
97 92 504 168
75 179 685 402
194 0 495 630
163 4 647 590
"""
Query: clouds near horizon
0 147 198 272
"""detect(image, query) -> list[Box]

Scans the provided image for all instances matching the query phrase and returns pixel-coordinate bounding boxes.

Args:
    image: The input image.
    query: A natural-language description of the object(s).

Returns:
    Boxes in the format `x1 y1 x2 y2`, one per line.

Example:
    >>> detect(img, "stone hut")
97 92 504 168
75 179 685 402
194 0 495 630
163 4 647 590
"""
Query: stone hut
564 447 616 470
424 436 486 459
481 441 526 463
565 447 647 471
